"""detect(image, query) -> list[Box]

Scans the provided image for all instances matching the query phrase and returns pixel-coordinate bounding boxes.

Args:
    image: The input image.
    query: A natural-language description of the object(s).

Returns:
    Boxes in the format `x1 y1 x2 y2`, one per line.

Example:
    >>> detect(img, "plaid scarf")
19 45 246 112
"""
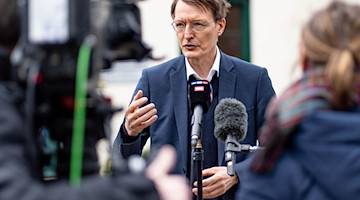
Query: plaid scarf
250 66 360 173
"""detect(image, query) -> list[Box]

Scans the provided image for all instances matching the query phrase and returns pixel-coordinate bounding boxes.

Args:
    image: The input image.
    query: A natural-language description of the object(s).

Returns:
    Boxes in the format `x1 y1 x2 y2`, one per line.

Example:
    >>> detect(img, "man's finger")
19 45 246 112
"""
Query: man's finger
202 167 216 176
133 90 143 101
127 97 148 114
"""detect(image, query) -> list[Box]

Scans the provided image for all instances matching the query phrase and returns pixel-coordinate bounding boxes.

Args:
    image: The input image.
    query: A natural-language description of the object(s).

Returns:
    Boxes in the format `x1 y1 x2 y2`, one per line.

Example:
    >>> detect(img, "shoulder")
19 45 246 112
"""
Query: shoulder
243 153 305 182
0 83 24 138
221 52 266 72
144 55 184 74
238 153 308 199
298 109 360 142
219 53 272 88
0 82 23 105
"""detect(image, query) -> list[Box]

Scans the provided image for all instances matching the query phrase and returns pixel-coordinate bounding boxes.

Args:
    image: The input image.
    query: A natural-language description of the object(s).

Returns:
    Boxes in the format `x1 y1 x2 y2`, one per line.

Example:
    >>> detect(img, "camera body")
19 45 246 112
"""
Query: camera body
12 0 150 181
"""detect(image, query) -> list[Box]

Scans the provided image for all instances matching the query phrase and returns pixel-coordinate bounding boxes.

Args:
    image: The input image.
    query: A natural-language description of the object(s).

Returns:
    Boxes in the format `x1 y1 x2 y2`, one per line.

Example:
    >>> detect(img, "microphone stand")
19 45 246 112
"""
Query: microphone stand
193 139 203 200
225 138 265 176
188 78 211 200
190 105 204 200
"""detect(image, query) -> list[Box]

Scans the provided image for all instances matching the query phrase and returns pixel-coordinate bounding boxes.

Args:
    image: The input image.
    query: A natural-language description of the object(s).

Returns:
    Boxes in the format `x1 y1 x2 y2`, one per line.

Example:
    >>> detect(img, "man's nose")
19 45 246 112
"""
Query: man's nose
184 24 195 39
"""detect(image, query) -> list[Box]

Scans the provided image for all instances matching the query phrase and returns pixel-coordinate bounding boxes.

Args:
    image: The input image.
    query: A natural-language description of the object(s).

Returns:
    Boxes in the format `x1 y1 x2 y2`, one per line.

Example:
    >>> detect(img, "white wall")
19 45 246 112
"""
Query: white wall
250 0 360 95
138 0 180 67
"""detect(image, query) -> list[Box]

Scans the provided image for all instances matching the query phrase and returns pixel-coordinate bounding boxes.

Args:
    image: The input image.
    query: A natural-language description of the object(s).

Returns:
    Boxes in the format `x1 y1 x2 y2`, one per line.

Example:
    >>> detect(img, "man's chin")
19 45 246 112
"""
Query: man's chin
182 51 199 59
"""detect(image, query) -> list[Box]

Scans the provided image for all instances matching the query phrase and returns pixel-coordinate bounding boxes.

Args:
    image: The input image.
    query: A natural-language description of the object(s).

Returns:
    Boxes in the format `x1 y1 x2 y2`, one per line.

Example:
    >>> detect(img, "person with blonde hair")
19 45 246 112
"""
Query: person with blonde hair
237 1 360 199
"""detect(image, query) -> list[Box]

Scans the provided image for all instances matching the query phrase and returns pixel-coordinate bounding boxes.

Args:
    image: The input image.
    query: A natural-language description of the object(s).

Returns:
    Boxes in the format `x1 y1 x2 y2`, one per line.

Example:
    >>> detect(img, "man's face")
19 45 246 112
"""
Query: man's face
173 0 225 61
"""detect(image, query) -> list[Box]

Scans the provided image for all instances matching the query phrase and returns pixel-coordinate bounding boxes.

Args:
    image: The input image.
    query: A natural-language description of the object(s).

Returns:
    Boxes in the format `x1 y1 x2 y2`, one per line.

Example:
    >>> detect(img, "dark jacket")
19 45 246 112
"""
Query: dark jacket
0 82 160 200
237 108 360 200
114 51 275 200
0 46 12 81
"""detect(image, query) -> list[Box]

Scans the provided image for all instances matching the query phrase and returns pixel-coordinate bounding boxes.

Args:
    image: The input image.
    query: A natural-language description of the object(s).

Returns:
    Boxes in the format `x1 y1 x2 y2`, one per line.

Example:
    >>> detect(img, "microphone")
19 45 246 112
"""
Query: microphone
214 98 248 176
188 80 211 147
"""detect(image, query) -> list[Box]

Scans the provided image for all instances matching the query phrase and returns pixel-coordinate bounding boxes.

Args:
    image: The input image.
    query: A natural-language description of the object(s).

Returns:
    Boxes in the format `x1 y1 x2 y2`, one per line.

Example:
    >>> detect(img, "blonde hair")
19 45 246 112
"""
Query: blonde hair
302 1 360 109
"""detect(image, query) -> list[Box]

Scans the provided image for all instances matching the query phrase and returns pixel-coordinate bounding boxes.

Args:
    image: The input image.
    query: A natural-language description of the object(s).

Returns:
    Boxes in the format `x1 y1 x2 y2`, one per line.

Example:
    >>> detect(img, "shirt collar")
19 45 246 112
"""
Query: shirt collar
186 46 220 82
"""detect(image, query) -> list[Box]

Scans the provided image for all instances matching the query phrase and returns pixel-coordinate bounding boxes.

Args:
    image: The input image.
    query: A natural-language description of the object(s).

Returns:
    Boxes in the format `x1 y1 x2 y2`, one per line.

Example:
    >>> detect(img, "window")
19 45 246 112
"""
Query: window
218 0 250 61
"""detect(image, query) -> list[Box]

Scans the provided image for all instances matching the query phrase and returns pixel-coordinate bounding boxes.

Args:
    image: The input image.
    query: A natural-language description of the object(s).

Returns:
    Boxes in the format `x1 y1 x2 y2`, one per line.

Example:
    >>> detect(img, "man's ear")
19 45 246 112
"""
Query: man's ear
217 18 226 37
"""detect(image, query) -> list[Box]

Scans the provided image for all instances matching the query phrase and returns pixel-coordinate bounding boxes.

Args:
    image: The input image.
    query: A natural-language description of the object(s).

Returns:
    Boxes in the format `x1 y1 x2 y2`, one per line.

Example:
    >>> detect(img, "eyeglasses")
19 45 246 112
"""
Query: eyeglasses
171 20 215 33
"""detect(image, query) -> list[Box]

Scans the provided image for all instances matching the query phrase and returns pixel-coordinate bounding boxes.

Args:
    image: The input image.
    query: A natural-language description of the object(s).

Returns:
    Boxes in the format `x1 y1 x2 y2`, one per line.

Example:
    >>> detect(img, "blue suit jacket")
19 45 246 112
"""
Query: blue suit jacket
114 51 275 199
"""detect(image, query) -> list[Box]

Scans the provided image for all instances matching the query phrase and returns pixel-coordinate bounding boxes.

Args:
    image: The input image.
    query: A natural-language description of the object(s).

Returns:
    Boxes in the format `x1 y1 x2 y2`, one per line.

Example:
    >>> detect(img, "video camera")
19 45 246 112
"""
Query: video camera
11 0 151 184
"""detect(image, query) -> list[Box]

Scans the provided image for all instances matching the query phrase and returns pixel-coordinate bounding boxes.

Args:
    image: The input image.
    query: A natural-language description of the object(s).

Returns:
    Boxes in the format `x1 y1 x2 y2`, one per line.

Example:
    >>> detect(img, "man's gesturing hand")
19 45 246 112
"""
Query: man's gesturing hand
125 90 158 137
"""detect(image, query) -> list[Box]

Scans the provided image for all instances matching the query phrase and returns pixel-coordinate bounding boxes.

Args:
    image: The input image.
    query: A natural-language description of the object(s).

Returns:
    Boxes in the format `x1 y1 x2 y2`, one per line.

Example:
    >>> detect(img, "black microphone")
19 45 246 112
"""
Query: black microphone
214 98 248 176
188 80 211 147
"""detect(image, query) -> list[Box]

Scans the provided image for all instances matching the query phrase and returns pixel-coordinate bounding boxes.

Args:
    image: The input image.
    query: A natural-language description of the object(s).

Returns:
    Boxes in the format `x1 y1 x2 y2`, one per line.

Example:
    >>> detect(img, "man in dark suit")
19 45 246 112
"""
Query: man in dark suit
113 0 275 199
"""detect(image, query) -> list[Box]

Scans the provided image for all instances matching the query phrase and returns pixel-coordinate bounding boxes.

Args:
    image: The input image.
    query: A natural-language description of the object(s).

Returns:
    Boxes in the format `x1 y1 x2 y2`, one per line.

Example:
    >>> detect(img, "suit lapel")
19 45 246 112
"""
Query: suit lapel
217 53 236 165
170 57 189 167
169 53 237 166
